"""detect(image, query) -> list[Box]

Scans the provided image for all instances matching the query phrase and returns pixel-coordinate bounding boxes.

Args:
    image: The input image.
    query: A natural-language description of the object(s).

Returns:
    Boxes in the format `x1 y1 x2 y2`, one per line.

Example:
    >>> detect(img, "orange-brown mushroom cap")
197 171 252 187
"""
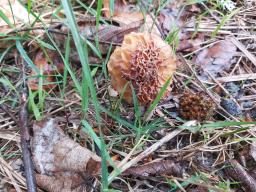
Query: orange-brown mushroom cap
107 32 176 105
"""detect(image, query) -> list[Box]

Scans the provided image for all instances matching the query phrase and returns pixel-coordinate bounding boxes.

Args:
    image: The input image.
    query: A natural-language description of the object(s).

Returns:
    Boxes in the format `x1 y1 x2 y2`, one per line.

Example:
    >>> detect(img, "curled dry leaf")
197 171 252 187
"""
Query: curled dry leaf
102 1 160 36
51 19 141 56
107 32 176 105
103 0 143 25
28 50 64 91
31 119 101 192
193 39 237 80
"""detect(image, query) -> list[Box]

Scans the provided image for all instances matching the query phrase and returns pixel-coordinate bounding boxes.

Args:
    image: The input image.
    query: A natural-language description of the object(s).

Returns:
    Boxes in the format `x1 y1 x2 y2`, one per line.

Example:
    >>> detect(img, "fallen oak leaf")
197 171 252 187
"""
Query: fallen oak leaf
32 119 101 174
97 22 142 44
31 119 101 192
50 19 141 55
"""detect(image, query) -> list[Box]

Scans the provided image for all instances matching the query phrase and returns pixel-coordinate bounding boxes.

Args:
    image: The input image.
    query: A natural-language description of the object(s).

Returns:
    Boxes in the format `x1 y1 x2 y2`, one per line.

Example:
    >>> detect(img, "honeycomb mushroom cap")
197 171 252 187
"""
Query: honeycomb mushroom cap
107 32 176 105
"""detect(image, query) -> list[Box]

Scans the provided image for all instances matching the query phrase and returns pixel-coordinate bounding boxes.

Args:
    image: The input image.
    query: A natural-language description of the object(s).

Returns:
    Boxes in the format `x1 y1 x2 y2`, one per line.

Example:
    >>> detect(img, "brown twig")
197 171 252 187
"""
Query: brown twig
19 58 37 192
0 104 19 126
225 159 256 192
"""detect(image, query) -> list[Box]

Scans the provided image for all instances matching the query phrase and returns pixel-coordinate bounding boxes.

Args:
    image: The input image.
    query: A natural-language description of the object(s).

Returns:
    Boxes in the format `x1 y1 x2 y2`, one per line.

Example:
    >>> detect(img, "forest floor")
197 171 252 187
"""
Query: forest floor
1 0 256 192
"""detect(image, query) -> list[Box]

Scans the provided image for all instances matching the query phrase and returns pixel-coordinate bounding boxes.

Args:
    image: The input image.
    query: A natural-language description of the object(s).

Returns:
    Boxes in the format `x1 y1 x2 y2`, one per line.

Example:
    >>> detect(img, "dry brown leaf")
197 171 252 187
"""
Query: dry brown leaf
193 39 237 80
0 0 35 48
51 19 141 55
178 32 205 52
123 160 182 177
36 174 85 192
31 119 101 192
28 50 64 91
158 4 203 52
103 0 143 25
0 0 31 30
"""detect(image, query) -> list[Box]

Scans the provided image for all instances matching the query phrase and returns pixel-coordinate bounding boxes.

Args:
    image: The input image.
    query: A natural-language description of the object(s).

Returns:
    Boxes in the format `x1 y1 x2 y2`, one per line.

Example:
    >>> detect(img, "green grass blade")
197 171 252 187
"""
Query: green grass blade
0 9 14 28
102 43 112 79
82 120 116 168
61 0 100 121
211 8 240 37
95 0 102 49
16 40 39 74
179 121 256 133
109 0 115 17
100 136 109 191
45 31 82 94
144 77 172 120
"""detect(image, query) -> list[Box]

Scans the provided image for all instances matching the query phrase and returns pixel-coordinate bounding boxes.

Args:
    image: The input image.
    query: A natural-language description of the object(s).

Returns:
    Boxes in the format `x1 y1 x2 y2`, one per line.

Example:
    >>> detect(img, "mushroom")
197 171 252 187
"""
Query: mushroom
107 32 176 105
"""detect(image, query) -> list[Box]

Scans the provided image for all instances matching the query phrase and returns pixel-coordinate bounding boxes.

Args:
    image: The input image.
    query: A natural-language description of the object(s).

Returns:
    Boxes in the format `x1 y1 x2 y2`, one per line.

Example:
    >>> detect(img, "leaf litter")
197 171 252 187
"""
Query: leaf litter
193 38 237 80
32 119 101 192
1 0 256 191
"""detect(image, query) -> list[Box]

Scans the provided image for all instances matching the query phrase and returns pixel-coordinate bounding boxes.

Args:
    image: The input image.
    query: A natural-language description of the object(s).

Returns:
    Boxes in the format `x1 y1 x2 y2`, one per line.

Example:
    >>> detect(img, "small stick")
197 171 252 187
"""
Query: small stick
108 128 183 182
225 159 256 192
0 104 19 126
19 58 37 192
200 2 221 23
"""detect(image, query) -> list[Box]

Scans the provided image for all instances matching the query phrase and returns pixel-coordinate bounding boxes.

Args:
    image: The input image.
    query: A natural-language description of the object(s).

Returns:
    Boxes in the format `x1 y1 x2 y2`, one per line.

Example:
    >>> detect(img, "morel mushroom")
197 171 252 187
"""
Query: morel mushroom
107 32 176 105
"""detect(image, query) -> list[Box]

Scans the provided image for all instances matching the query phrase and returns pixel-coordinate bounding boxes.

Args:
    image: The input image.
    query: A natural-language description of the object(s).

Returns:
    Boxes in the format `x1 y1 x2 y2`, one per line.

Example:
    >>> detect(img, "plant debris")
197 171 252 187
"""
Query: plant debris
31 119 101 192
103 0 143 25
193 39 237 80
158 3 204 52
28 50 64 91
123 160 182 177
220 98 242 117
224 159 256 192
178 92 214 121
